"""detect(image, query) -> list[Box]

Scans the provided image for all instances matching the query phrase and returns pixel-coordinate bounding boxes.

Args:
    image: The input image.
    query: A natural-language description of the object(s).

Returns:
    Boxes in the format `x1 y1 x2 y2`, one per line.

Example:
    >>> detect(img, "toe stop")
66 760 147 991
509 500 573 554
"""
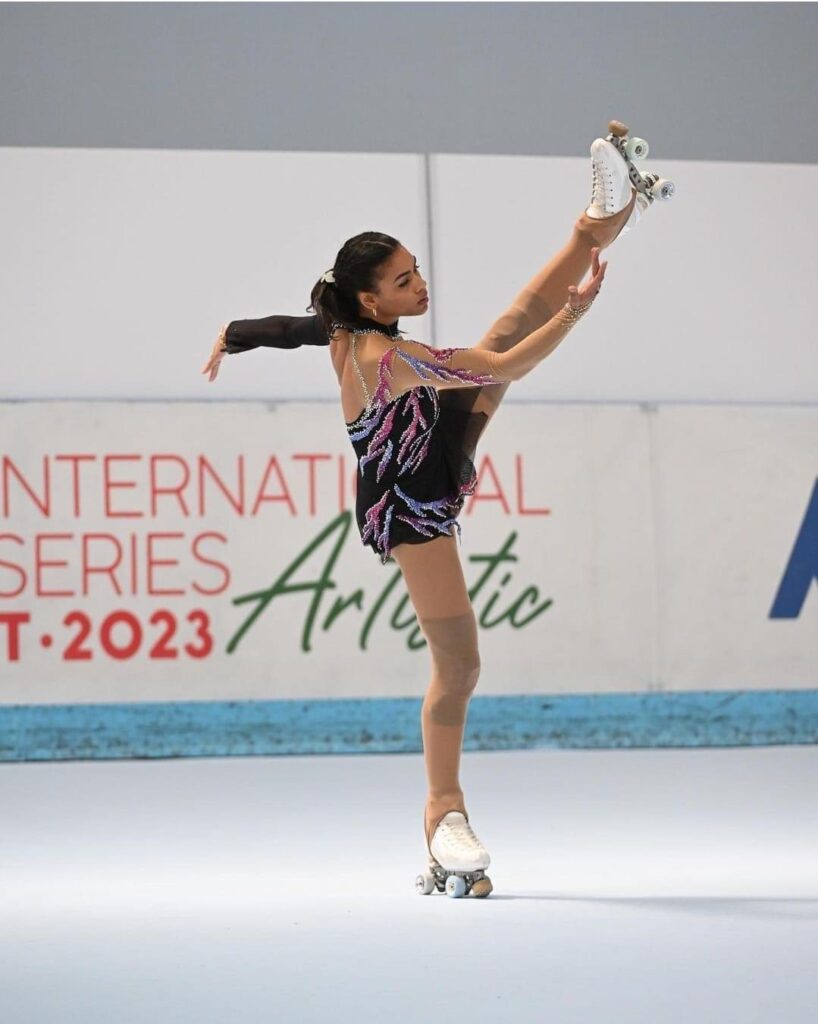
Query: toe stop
471 876 493 898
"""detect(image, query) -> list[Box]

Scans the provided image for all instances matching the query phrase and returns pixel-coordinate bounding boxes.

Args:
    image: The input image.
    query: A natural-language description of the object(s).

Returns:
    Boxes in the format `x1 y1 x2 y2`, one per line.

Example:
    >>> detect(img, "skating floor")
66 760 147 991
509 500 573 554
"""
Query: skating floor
2 744 817 1023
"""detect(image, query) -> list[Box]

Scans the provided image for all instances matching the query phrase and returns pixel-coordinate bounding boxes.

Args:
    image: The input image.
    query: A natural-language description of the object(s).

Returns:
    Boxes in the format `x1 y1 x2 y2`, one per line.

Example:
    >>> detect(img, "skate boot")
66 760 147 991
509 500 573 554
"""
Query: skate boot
586 119 675 238
415 809 493 899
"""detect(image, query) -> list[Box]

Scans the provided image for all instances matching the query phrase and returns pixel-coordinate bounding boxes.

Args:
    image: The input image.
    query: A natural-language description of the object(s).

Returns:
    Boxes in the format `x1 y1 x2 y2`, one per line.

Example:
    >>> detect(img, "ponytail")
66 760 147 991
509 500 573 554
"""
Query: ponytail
308 231 406 336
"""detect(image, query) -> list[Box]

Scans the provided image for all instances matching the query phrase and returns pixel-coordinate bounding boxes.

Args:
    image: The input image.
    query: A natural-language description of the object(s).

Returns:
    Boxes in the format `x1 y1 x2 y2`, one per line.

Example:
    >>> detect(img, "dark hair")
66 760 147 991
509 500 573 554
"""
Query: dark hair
307 231 407 337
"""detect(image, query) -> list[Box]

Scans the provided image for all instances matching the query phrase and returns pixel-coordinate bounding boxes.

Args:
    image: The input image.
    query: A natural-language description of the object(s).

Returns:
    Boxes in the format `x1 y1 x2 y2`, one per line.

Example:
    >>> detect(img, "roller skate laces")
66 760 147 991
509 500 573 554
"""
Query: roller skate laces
429 811 491 871
586 138 637 220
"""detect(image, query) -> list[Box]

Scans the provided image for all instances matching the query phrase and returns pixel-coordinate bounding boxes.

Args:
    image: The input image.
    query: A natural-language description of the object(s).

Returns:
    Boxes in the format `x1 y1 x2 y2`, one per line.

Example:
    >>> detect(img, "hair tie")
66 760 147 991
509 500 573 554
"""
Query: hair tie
321 269 336 284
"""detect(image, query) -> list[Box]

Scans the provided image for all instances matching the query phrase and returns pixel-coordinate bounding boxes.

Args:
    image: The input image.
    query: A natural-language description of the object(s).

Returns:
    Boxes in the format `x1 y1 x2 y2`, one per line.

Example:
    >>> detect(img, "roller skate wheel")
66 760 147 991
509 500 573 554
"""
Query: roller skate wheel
651 177 675 201
415 871 436 895
471 876 493 898
445 875 467 898
608 120 629 137
624 136 649 161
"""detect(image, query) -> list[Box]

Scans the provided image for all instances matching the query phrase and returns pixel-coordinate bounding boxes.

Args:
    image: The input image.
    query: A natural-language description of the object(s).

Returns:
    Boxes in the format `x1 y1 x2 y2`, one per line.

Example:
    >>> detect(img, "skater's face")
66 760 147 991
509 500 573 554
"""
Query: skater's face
357 245 429 323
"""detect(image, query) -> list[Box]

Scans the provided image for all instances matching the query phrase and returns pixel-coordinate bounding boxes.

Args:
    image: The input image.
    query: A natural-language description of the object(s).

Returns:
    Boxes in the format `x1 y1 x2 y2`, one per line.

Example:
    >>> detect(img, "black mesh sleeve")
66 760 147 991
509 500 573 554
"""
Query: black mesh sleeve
222 314 330 354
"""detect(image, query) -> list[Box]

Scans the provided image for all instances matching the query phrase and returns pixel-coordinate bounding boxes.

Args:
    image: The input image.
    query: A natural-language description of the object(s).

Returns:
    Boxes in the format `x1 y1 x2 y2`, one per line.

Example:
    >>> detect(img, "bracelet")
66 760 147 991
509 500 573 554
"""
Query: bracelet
218 323 229 354
553 297 595 327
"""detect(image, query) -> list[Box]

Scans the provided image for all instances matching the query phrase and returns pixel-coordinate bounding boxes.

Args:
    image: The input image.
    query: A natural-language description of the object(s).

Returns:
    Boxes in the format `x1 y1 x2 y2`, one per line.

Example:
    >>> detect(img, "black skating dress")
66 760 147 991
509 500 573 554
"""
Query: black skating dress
222 312 505 564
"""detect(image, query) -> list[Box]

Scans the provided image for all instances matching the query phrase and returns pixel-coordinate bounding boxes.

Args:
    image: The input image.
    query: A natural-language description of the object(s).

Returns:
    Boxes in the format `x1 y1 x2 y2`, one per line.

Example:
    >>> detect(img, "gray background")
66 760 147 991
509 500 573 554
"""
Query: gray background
1 2 816 163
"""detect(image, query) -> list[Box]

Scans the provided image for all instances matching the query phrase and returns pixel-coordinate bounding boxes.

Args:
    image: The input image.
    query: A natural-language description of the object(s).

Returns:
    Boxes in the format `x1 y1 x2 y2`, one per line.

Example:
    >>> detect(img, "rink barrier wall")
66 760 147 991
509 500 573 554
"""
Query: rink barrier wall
1 689 816 761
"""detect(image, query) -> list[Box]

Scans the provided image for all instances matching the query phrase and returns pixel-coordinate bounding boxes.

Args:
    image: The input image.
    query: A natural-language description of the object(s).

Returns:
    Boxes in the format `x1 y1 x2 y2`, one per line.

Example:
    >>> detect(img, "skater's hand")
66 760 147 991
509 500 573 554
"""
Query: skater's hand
568 247 607 308
201 324 228 382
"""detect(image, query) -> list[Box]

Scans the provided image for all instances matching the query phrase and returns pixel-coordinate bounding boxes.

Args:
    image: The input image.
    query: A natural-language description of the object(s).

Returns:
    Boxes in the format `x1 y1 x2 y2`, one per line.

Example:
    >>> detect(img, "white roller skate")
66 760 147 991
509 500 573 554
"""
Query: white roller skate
415 810 493 899
586 119 675 236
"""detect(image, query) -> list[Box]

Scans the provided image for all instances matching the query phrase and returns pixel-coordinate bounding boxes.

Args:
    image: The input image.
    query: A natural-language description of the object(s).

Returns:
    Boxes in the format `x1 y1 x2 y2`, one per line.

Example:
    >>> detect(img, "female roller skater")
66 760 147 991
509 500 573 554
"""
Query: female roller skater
201 125 663 898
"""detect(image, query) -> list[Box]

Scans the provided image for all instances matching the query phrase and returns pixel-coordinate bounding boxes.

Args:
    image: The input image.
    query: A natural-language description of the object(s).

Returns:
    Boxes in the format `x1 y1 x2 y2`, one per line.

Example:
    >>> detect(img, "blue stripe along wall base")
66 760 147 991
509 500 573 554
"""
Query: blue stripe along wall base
0 690 816 762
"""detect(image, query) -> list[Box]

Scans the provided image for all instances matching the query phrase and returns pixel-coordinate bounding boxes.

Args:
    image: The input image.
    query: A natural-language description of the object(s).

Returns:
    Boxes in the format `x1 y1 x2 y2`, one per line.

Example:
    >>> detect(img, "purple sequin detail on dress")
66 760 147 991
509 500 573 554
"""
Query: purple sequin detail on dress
346 338 496 564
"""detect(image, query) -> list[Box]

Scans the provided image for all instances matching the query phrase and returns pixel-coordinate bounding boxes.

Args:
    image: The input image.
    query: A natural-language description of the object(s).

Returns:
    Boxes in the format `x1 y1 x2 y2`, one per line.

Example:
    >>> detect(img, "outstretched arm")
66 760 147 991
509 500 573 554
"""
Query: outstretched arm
201 313 329 382
221 313 329 354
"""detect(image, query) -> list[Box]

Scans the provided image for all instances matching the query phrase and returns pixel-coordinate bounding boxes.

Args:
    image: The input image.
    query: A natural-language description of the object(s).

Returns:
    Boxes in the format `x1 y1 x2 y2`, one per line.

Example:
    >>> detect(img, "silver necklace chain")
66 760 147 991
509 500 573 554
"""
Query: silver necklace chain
350 331 401 408
331 321 401 412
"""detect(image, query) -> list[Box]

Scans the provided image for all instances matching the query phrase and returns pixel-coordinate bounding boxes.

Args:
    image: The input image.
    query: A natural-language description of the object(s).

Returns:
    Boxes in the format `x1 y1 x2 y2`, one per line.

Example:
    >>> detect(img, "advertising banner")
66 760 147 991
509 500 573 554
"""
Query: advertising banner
2 401 815 711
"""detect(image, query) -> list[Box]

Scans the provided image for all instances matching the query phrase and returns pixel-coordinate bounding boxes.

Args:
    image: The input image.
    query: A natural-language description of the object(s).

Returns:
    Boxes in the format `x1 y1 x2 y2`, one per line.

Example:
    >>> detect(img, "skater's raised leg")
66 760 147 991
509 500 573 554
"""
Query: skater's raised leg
452 137 642 433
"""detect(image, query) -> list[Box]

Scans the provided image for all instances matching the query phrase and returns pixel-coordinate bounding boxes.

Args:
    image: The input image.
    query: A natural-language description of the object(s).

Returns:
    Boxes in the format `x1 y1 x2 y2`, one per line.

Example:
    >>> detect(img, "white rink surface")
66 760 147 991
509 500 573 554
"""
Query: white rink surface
2 745 818 1023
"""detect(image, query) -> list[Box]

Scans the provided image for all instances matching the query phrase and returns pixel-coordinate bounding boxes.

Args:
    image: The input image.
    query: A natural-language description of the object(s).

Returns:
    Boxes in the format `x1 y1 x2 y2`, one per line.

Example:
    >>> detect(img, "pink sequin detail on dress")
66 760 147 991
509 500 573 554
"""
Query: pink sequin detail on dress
346 336 498 563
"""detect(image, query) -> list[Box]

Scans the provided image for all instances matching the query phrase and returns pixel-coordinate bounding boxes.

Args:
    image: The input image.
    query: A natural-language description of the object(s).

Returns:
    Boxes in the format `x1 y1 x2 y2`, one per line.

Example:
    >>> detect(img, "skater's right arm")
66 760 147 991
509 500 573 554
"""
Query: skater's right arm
201 314 329 382
220 313 329 354
467 248 608 382
366 253 607 400
439 301 595 383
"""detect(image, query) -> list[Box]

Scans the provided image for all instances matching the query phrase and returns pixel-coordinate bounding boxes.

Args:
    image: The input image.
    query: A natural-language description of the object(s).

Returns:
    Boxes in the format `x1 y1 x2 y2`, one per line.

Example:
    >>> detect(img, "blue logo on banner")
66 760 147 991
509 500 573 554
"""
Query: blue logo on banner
769 478 818 618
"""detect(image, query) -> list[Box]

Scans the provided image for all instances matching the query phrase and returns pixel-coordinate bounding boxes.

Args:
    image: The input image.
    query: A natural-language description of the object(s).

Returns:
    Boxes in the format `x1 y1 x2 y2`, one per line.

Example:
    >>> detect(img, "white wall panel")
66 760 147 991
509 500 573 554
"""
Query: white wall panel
0 147 429 401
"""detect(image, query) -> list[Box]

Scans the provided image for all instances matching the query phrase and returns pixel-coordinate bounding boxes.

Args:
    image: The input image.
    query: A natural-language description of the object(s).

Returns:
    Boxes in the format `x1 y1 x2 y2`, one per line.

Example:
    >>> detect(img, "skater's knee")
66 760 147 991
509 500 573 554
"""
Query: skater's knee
573 214 605 247
424 666 480 726
420 611 481 723
419 611 480 677
434 652 481 698
476 305 530 353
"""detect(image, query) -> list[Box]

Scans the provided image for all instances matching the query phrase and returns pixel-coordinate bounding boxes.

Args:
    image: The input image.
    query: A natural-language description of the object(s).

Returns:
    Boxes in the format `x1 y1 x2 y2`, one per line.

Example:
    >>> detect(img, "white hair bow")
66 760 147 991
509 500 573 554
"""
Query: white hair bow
321 269 335 284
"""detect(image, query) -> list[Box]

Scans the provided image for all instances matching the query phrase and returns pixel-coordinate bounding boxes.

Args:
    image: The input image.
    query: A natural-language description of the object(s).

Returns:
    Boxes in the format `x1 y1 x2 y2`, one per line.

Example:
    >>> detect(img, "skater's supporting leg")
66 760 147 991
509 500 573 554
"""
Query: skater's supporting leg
390 533 480 845
417 611 480 840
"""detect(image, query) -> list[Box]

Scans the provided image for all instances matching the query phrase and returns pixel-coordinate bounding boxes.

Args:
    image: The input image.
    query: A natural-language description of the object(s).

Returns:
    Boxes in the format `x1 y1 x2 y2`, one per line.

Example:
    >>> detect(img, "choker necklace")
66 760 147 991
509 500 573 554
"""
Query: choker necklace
331 314 401 341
